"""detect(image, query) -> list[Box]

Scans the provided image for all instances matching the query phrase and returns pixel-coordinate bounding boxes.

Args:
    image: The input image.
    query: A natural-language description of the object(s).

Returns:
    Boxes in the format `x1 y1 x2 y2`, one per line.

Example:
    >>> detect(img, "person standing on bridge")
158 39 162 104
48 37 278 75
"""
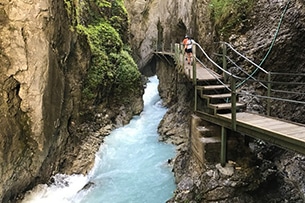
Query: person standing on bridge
185 36 194 65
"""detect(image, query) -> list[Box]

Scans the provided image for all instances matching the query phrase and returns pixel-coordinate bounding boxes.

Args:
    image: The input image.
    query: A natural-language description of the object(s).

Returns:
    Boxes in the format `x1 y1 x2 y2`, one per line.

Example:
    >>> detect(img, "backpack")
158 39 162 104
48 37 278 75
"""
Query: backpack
187 39 192 49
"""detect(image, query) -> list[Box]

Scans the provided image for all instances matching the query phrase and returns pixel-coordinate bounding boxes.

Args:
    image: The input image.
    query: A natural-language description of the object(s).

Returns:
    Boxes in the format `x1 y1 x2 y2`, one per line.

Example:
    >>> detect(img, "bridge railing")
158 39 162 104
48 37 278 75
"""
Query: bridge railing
155 41 305 122
190 41 305 123
214 42 305 119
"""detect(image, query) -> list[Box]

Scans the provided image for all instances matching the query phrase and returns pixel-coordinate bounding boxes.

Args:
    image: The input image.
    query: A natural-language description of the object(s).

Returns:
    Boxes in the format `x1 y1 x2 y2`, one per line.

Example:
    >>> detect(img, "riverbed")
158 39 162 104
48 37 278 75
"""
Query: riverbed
22 76 176 203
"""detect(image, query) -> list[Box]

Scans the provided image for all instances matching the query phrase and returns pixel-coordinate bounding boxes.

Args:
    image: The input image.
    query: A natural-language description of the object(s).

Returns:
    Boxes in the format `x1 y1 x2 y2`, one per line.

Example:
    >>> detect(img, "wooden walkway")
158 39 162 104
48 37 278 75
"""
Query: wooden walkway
184 62 222 81
182 53 305 156
154 50 222 81
218 112 305 154
154 49 305 158
181 53 223 81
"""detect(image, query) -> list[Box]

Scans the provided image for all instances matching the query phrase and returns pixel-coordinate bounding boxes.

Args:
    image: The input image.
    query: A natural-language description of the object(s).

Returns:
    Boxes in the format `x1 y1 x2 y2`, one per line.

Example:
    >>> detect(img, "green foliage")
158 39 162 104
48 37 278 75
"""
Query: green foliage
109 0 129 43
75 0 141 106
209 0 254 39
94 0 111 8
79 22 123 54
63 0 72 15
82 50 110 101
111 50 141 92
111 50 141 104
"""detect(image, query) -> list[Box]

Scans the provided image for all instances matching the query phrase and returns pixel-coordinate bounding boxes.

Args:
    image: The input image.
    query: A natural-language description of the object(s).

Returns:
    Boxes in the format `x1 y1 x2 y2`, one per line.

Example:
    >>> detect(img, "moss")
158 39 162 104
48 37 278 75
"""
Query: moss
209 0 254 39
74 0 141 106
110 50 141 96
78 22 123 54
110 0 129 42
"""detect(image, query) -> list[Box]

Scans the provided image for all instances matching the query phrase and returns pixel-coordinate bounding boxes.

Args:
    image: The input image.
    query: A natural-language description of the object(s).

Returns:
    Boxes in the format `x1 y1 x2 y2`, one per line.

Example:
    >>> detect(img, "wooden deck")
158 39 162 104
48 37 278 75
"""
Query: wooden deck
219 112 305 140
180 52 305 155
198 111 305 155
154 50 222 81
183 60 223 81
154 49 305 156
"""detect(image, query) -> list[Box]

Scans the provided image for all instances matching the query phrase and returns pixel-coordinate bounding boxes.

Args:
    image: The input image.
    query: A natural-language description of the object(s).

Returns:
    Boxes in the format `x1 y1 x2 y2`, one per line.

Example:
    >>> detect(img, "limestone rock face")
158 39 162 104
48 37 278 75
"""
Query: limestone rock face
125 0 305 202
0 0 89 201
124 0 202 72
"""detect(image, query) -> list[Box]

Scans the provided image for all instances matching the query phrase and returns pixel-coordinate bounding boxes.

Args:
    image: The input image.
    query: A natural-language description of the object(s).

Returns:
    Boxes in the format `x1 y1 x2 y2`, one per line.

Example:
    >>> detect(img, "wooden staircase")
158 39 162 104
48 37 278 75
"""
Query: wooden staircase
196 82 246 115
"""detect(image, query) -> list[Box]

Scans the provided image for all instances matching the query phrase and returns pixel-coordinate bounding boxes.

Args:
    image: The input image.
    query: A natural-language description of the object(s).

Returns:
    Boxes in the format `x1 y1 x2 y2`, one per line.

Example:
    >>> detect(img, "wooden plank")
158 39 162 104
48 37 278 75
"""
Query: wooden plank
286 129 305 139
202 93 231 99
286 127 305 135
237 115 278 125
209 102 245 110
227 112 305 143
185 62 222 81
240 117 305 140
198 85 229 90
197 111 305 155
256 121 289 130
267 124 304 132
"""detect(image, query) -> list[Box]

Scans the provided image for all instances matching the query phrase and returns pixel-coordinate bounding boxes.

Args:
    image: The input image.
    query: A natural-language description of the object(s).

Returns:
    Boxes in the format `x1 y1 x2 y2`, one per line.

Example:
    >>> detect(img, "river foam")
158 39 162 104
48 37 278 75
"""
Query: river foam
22 76 176 203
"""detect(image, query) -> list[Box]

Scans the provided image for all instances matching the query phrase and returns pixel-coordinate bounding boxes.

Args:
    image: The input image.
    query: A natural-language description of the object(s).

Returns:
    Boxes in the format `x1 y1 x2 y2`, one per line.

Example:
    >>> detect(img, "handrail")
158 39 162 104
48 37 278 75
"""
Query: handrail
270 72 305 76
238 92 305 105
194 42 233 77
194 55 231 91
193 40 305 120
225 55 268 89
155 40 305 121
221 41 269 74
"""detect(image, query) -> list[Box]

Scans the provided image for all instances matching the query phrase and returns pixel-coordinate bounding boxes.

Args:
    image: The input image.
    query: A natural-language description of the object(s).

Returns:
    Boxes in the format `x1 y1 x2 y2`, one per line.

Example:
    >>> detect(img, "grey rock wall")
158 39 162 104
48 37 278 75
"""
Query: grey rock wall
124 0 202 72
125 0 305 202
0 0 89 201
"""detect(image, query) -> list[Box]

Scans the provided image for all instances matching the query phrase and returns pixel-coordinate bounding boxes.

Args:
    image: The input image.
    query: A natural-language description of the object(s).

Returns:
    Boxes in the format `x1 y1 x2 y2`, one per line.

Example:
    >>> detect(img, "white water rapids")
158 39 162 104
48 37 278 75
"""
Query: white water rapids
22 76 176 203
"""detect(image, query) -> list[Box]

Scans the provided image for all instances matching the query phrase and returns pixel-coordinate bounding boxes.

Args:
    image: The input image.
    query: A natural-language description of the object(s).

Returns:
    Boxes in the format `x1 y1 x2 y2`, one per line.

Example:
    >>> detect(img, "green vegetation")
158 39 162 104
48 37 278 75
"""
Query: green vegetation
64 0 141 105
209 0 254 39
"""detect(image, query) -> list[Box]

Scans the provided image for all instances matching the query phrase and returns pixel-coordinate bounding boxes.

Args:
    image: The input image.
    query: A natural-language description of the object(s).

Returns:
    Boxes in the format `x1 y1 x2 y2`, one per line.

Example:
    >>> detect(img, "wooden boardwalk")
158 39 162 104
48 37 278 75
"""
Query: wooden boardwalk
218 112 305 154
182 54 305 156
181 54 223 81
184 63 222 81
154 49 305 158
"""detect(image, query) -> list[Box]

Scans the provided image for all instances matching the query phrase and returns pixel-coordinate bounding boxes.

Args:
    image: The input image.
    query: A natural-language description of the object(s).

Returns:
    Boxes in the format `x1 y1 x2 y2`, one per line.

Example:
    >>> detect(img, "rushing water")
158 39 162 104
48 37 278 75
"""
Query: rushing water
22 76 176 203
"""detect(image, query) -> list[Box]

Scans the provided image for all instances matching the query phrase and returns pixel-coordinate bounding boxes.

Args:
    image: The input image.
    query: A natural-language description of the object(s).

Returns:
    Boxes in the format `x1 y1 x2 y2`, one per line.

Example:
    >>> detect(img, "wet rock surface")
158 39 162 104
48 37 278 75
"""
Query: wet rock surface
148 0 305 202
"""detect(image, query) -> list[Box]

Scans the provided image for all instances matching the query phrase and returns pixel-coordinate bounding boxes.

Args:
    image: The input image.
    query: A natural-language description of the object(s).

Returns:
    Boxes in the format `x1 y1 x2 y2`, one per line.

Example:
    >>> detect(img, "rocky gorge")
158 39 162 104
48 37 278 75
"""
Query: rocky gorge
1 0 305 202
124 0 305 202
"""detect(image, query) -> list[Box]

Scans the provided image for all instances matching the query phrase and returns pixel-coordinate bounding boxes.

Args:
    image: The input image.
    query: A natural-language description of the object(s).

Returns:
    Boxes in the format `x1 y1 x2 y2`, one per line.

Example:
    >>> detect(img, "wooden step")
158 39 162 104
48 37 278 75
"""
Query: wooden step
197 84 229 91
201 93 232 99
209 102 246 110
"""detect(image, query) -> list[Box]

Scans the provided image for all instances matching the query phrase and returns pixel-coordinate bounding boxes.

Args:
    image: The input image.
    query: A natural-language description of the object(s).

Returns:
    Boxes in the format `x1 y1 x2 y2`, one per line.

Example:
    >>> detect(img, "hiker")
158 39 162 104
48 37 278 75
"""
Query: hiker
182 35 188 59
185 36 194 65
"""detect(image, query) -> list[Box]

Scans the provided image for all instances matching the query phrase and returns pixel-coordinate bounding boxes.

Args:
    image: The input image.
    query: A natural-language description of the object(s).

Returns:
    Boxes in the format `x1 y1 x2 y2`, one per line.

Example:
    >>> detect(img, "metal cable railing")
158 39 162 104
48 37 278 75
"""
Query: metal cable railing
192 40 305 117
158 39 305 119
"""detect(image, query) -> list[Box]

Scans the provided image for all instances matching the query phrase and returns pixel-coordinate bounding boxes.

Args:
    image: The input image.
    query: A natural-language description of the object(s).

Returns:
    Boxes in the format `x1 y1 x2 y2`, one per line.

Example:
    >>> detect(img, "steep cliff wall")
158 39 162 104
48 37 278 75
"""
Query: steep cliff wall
125 0 199 71
0 0 144 201
224 0 305 123
0 0 90 201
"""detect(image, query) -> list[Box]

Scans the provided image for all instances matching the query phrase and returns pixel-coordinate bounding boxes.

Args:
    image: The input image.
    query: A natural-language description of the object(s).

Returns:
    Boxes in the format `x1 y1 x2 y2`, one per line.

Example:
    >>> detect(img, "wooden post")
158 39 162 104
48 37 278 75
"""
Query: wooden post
231 75 236 131
222 43 228 83
267 72 271 116
179 44 185 73
193 44 197 112
175 43 180 67
221 126 227 166
192 44 196 85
